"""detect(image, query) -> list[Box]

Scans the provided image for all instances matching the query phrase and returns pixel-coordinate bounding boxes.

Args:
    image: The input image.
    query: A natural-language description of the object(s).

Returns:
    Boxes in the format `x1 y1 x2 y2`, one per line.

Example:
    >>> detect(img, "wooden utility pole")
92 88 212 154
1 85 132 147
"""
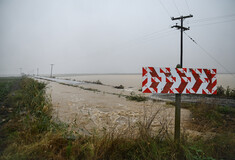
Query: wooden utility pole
37 68 39 76
50 64 54 78
171 14 193 142
19 68 22 75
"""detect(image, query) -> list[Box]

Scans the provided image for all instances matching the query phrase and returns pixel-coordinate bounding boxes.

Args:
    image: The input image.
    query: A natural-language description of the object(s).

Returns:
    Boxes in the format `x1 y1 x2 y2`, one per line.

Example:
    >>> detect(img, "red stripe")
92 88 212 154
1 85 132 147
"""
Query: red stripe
157 77 162 82
161 82 173 93
153 88 158 93
150 82 159 88
207 79 217 93
166 77 171 83
213 69 217 74
142 78 148 87
193 73 200 80
177 68 186 77
181 77 186 82
211 74 216 79
166 67 171 72
186 89 191 94
192 78 203 93
178 72 186 77
204 69 213 93
213 90 217 95
198 69 202 73
176 82 188 93
187 77 191 82
150 68 159 78
149 67 154 72
164 73 171 77
203 69 211 79
142 67 147 77
143 88 152 93
212 79 217 88
151 78 156 83
202 89 207 94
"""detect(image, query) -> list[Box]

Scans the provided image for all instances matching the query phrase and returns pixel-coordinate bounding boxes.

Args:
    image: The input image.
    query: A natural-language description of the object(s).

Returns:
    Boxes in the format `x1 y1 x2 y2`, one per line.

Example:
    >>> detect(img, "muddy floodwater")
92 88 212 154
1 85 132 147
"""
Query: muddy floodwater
58 73 235 89
37 73 234 136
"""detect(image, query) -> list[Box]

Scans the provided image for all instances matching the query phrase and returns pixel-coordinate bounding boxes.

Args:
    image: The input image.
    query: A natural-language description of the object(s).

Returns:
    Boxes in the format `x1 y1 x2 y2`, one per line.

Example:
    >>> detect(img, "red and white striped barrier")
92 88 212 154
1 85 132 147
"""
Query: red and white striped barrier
142 67 217 94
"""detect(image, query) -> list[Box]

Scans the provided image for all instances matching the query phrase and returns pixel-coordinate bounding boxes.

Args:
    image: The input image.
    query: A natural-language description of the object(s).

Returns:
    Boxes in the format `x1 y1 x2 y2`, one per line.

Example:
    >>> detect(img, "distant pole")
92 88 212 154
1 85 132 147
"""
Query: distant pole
37 68 39 76
50 64 54 78
171 14 193 143
19 68 22 75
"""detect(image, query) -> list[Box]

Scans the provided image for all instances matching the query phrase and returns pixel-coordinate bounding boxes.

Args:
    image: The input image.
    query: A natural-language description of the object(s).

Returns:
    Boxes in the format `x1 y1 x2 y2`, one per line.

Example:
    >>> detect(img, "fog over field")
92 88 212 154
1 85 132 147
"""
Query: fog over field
0 0 235 75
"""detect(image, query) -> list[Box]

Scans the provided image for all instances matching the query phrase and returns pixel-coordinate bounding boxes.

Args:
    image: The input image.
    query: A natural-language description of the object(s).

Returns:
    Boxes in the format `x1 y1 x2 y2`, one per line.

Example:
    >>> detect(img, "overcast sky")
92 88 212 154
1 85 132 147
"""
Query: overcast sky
0 0 235 75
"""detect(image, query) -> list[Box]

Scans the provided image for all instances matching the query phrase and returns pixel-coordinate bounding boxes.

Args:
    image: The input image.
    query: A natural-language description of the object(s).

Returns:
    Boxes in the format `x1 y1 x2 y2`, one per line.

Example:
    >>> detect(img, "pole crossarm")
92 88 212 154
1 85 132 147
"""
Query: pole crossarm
171 14 192 32
171 24 189 31
171 14 193 20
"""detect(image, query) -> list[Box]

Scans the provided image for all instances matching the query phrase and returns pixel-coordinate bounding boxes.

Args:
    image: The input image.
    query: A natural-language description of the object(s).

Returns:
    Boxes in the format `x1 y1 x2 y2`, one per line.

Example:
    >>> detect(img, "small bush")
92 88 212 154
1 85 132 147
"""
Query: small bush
84 80 103 85
114 85 124 89
126 92 147 102
95 80 103 85
217 85 225 96
79 86 100 92
0 77 19 102
204 132 235 159
216 85 235 99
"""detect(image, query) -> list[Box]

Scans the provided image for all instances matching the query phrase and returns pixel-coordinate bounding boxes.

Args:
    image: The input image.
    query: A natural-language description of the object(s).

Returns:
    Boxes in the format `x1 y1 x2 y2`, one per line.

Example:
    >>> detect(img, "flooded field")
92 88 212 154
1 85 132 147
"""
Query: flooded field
58 73 235 89
36 73 235 135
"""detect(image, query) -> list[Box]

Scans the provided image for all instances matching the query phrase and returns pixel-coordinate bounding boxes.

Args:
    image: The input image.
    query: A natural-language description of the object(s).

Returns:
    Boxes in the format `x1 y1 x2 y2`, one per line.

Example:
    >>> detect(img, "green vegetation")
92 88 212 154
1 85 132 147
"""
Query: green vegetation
0 77 234 159
217 85 235 99
126 92 147 102
167 101 235 159
0 77 65 159
168 101 235 131
114 84 124 89
94 80 103 85
84 80 103 85
79 86 100 93
0 77 19 102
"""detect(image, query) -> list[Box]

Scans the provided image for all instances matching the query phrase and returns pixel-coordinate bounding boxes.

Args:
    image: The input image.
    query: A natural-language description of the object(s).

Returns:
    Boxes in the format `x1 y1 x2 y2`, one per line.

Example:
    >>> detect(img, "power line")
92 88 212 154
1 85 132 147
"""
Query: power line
141 28 171 39
110 27 172 50
190 18 235 27
184 32 235 77
184 0 191 14
172 0 181 16
141 30 177 42
158 0 172 19
110 29 177 52
190 14 235 24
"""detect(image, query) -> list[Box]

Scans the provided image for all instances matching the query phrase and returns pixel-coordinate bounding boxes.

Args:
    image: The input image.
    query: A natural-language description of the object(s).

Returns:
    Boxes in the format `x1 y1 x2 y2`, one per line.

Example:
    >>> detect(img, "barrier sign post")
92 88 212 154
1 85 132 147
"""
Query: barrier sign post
142 67 217 142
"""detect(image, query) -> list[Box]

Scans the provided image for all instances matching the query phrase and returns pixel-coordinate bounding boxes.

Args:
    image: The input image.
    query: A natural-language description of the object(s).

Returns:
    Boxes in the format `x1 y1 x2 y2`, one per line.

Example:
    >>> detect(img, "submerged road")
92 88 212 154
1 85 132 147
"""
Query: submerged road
34 76 84 86
33 76 235 107
150 93 235 107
